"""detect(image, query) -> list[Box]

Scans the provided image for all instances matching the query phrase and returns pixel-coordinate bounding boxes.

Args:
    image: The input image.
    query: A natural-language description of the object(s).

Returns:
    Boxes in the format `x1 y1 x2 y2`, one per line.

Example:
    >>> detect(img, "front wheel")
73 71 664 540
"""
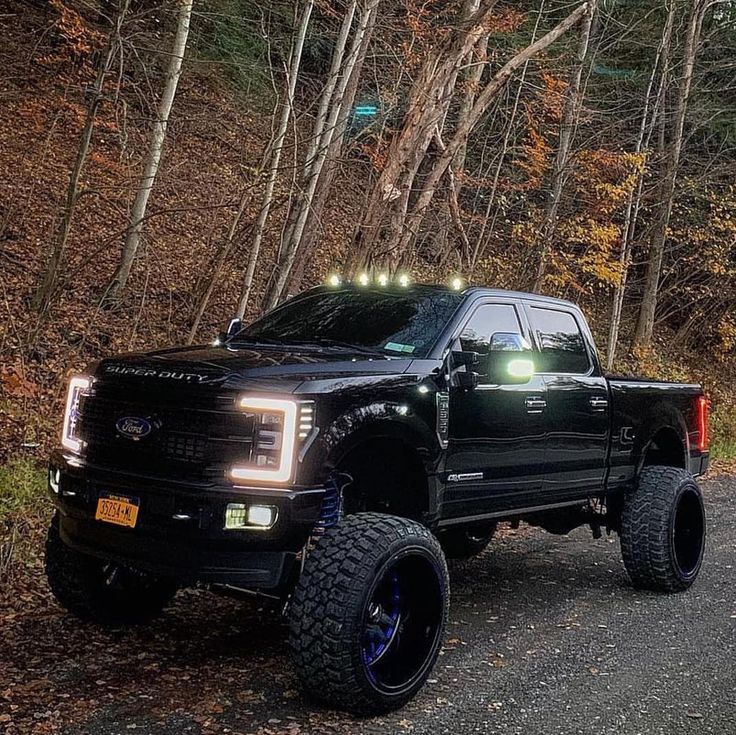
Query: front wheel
45 513 178 625
620 466 706 592
289 513 449 715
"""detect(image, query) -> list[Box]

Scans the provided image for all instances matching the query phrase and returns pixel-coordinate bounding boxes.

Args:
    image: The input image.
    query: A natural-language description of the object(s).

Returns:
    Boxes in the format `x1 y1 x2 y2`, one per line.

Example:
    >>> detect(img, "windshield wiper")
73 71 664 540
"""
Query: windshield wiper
226 335 285 346
292 338 386 356
225 334 384 356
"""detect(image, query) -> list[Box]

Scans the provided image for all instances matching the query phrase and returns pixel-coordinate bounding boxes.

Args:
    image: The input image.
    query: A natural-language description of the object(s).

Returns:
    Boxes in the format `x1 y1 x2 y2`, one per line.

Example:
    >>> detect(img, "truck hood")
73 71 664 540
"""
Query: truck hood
97 344 419 392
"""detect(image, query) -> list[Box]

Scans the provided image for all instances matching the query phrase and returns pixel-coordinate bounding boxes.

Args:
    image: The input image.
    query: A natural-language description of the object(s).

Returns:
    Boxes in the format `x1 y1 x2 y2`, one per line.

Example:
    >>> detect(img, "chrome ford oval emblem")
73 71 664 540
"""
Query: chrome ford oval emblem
115 416 153 440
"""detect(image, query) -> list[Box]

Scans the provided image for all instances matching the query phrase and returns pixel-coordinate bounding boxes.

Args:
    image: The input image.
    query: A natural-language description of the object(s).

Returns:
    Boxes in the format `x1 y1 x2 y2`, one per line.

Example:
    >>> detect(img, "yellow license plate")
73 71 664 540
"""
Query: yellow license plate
95 494 140 528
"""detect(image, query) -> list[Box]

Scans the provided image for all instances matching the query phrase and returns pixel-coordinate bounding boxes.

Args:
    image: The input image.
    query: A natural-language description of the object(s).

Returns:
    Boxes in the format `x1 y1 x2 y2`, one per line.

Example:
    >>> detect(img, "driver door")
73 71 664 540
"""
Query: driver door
443 301 548 519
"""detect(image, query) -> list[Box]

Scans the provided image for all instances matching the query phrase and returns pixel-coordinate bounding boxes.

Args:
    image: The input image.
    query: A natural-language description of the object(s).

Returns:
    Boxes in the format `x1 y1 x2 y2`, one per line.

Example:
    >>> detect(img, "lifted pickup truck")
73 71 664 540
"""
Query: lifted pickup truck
46 282 710 714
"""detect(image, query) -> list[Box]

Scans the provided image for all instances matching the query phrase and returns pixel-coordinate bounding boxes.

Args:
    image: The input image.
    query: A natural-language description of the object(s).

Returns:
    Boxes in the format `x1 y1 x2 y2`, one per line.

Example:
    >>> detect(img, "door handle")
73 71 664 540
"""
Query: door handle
589 396 609 411
525 396 547 414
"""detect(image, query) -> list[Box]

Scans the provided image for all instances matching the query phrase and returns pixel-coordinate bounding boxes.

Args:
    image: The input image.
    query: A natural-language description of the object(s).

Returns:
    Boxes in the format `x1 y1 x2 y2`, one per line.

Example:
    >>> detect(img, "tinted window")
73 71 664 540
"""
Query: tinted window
460 304 522 355
239 290 463 358
529 307 590 374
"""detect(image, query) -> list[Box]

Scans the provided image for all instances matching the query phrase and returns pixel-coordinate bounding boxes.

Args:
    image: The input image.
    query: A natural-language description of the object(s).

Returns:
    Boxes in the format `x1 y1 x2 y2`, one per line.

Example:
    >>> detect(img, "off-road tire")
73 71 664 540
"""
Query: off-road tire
439 522 497 560
289 513 449 715
621 466 706 592
45 514 178 625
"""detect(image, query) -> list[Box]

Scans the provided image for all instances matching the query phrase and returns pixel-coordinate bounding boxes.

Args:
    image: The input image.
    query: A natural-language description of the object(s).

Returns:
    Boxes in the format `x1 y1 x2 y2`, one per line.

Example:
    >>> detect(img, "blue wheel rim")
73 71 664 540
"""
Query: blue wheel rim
362 569 402 667
359 550 445 694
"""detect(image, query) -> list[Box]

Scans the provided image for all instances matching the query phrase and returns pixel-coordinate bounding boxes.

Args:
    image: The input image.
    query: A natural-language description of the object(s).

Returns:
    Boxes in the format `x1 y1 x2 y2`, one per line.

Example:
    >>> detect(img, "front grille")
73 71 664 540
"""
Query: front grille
79 381 255 483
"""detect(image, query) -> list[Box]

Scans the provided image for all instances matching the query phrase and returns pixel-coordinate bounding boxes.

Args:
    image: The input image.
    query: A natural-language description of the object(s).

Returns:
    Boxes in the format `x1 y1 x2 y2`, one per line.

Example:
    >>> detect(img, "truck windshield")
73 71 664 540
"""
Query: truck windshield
236 289 463 358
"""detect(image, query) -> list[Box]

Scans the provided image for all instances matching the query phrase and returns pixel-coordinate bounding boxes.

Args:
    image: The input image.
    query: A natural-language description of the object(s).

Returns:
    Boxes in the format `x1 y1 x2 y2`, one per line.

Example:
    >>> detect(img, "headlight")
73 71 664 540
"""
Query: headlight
230 397 301 485
62 375 91 453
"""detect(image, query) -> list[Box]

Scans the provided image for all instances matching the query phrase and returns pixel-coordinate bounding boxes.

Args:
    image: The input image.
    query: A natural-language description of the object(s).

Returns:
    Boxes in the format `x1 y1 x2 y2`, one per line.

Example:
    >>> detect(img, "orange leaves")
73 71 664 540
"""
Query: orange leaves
38 0 104 78
573 149 644 215
539 73 568 123
488 8 526 35
515 120 553 192
1 366 39 400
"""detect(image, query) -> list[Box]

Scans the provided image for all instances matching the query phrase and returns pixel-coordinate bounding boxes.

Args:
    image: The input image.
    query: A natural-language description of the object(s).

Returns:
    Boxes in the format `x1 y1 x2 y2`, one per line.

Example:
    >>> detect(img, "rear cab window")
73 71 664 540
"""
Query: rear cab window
527 305 591 375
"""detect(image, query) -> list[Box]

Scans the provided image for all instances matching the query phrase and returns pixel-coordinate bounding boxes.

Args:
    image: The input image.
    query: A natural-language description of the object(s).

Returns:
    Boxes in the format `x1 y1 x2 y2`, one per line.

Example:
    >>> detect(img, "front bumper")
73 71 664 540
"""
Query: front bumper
49 451 325 590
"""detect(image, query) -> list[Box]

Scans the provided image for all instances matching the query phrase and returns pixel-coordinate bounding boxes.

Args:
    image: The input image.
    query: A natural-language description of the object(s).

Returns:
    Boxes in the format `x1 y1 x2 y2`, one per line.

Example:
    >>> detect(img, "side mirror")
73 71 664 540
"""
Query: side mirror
452 350 479 368
487 332 535 385
450 350 480 390
455 370 479 390
217 317 243 345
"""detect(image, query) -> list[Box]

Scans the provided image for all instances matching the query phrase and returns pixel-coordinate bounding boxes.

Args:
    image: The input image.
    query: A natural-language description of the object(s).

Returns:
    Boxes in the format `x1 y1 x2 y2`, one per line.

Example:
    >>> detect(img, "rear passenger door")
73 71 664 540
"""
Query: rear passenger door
525 304 610 499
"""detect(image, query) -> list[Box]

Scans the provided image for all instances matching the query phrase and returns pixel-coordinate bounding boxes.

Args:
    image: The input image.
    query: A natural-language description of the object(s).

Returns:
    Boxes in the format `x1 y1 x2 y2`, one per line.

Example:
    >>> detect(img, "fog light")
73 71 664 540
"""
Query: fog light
225 503 248 529
224 503 277 530
49 468 60 494
248 505 277 527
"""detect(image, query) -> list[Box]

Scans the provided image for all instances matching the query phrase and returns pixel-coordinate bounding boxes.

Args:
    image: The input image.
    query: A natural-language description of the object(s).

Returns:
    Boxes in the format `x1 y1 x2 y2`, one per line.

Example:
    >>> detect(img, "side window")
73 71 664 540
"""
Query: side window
529 306 590 374
460 304 523 356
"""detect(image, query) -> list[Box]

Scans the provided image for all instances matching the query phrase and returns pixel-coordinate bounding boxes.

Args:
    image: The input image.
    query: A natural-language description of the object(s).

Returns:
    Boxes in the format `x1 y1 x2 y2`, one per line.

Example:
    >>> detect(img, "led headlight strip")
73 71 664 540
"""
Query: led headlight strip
62 375 91 453
230 397 299 485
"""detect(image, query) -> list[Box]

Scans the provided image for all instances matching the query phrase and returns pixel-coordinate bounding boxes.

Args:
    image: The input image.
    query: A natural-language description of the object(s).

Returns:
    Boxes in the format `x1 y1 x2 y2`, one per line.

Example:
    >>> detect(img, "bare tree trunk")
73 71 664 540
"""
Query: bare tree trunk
106 0 193 301
633 0 707 351
532 0 596 291
470 1 547 275
394 3 591 262
285 5 377 293
264 0 380 309
32 1 130 313
351 0 500 266
605 1 676 371
452 0 485 185
234 0 315 319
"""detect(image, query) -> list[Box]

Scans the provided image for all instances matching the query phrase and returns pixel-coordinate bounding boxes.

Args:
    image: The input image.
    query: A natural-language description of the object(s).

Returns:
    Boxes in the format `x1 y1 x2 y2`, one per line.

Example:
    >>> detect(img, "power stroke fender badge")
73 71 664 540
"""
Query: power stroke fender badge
115 416 153 441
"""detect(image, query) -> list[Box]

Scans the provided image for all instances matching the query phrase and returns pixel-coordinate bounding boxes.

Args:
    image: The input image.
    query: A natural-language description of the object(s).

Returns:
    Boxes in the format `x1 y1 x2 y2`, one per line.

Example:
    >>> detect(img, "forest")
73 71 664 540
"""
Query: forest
0 2 735 731
1 0 735 573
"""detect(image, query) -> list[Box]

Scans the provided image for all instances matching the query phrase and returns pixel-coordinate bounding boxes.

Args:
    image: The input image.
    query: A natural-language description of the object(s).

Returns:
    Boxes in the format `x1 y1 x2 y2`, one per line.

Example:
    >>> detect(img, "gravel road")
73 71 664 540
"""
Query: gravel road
2 476 734 735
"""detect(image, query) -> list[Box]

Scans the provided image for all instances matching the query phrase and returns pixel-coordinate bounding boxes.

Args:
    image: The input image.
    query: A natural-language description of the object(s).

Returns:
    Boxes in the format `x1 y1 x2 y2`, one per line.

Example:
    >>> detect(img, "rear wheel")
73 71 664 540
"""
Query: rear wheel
289 513 449 714
45 513 178 625
439 522 497 560
620 466 706 592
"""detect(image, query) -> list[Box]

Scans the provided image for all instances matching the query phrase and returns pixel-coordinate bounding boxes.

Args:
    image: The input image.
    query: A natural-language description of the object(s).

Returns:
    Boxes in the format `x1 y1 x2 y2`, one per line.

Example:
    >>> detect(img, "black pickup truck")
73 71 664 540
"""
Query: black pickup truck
46 282 710 714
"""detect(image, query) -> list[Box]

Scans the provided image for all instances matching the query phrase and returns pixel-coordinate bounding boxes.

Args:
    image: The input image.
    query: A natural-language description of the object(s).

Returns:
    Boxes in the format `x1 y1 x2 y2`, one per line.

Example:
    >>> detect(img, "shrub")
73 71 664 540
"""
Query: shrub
710 405 736 460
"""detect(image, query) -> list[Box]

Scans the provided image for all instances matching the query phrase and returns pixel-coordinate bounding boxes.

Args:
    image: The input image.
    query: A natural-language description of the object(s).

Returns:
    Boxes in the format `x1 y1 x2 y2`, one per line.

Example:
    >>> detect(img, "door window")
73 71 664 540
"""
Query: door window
460 304 522 355
459 304 526 385
528 307 590 374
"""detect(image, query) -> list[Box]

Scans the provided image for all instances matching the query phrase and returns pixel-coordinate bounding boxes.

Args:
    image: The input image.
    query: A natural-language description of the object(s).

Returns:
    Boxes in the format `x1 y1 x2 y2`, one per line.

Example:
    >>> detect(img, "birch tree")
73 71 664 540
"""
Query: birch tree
263 0 380 310
605 1 677 370
633 0 709 350
105 0 193 302
532 0 596 291
280 4 378 295
233 0 315 320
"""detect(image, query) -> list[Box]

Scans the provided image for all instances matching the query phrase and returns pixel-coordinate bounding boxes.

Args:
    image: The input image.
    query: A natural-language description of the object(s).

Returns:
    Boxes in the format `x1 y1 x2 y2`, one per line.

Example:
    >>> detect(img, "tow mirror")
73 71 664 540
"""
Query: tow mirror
487 333 535 385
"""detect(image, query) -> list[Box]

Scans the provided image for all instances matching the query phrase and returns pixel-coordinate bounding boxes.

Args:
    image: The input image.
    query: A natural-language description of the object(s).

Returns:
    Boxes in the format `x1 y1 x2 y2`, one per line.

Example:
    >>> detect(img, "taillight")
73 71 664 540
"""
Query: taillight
696 395 710 452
